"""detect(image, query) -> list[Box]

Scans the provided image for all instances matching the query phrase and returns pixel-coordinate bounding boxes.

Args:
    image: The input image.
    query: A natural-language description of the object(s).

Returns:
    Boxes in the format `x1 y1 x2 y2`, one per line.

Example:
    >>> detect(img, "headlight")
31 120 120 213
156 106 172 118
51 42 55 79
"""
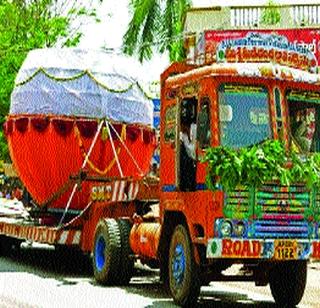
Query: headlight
220 220 233 237
234 221 245 237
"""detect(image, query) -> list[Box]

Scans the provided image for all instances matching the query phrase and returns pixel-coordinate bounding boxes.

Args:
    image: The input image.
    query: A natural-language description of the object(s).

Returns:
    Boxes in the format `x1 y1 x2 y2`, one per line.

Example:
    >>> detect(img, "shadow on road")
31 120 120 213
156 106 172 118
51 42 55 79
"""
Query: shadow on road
0 245 93 278
126 279 278 308
0 246 282 307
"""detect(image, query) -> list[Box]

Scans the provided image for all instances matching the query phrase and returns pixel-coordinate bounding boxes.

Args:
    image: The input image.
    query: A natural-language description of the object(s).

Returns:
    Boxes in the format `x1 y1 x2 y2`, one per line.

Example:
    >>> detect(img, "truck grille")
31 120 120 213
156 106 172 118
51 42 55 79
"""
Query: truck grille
253 184 310 239
253 220 309 238
224 187 251 219
224 184 312 239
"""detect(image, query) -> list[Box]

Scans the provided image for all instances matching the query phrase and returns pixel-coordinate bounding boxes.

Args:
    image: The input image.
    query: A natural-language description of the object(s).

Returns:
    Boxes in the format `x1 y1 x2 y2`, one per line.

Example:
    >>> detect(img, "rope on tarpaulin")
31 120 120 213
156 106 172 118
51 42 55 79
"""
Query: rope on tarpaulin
109 122 145 177
74 123 126 175
108 121 155 193
58 120 105 226
105 120 124 177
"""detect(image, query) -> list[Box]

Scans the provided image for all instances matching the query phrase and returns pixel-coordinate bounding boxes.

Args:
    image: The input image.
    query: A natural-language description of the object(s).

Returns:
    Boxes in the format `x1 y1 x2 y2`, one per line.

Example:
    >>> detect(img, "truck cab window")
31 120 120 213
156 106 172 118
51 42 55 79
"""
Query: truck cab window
164 105 177 143
179 97 197 191
219 84 271 148
286 89 320 153
197 97 211 149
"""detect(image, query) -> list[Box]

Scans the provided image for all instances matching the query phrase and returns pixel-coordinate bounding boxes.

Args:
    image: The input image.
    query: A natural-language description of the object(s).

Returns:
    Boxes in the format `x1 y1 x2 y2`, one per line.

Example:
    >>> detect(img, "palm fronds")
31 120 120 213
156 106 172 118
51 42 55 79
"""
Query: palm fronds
123 0 191 62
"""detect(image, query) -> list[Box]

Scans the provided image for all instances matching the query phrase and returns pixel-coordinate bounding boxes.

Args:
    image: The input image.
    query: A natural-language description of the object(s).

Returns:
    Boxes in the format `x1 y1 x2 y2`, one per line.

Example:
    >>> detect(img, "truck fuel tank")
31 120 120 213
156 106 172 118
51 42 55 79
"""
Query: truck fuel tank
129 222 161 259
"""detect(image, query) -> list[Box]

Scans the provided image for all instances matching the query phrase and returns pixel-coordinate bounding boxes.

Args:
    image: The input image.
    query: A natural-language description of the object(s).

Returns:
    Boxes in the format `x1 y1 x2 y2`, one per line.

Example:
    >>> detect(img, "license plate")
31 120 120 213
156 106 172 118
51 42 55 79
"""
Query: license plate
274 240 298 260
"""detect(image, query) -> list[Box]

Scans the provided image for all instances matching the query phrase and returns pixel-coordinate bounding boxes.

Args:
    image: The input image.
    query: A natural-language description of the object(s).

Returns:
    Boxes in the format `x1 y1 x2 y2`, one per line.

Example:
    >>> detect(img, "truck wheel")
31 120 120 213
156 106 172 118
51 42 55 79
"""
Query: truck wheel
169 225 200 307
269 260 307 306
92 218 121 285
117 219 134 285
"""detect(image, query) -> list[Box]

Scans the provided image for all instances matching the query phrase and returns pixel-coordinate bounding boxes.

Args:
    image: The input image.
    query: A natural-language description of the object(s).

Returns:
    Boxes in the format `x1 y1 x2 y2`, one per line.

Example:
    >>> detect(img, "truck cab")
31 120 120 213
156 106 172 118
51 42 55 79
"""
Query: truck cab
158 61 320 306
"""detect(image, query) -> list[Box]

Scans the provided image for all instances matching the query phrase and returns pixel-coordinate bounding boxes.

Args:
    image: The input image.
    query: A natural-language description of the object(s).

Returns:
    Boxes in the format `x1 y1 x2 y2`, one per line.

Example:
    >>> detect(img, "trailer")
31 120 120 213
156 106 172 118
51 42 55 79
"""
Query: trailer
0 175 159 251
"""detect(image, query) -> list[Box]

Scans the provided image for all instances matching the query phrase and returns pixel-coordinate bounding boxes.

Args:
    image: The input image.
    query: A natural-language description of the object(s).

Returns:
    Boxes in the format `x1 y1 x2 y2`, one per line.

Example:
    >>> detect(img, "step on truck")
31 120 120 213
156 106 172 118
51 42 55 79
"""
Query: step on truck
3 43 320 306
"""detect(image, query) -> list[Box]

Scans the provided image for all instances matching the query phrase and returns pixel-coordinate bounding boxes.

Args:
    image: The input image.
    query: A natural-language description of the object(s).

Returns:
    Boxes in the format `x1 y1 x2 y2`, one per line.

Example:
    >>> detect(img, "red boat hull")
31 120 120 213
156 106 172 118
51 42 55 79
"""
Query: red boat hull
5 115 156 210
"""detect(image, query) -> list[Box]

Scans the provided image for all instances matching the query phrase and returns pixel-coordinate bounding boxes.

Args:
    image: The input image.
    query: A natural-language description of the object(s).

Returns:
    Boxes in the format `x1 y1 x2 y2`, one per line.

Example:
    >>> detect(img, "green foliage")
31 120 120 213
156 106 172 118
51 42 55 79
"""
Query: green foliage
240 140 288 187
289 151 320 188
123 0 191 62
261 0 281 25
0 0 103 161
203 140 320 192
205 146 241 192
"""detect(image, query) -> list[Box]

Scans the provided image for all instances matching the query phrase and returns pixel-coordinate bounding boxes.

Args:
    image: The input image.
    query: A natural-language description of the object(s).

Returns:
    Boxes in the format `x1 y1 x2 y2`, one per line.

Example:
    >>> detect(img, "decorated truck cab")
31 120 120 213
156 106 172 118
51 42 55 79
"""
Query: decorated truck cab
157 34 320 305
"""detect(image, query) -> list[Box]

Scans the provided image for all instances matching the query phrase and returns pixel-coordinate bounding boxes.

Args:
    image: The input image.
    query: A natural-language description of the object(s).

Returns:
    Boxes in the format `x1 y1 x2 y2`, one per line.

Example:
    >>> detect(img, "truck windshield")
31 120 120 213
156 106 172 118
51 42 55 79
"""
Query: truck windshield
287 89 320 153
219 84 271 148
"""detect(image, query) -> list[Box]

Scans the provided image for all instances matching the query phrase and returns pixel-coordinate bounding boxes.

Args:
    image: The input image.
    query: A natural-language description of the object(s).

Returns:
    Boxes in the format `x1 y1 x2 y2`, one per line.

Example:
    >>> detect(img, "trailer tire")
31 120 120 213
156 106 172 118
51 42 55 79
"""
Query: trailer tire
93 218 121 285
117 219 134 285
269 260 307 306
169 225 200 307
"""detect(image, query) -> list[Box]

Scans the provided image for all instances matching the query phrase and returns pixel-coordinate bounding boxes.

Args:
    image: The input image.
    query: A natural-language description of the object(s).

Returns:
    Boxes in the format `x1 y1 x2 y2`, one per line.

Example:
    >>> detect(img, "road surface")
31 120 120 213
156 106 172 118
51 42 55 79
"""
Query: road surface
0 243 318 307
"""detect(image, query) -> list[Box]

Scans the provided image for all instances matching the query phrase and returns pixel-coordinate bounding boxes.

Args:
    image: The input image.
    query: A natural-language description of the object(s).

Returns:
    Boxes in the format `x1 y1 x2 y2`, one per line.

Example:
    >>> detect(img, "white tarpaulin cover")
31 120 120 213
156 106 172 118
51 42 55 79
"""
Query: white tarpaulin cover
10 48 154 126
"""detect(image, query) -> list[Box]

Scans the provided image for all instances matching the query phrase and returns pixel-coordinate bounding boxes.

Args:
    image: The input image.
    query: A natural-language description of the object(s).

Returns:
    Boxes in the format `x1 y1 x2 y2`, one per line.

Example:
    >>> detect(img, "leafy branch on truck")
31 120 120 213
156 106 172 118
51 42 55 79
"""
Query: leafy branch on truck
203 139 320 192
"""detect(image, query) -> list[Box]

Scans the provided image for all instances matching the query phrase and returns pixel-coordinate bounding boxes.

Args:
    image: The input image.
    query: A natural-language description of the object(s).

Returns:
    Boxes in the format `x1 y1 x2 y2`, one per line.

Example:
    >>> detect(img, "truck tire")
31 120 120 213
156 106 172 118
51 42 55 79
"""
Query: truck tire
269 260 307 306
117 219 134 285
169 225 200 307
92 218 121 285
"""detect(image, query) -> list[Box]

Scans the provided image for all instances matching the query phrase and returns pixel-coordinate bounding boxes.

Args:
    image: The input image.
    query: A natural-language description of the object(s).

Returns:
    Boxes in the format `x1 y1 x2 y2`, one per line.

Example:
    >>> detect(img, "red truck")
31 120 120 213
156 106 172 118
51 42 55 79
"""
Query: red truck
2 44 320 307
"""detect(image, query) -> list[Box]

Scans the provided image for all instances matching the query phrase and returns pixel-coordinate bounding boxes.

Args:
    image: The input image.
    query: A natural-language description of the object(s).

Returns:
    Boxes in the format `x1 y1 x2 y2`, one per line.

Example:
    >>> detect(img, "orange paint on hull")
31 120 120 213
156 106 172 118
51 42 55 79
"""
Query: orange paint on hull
6 116 156 210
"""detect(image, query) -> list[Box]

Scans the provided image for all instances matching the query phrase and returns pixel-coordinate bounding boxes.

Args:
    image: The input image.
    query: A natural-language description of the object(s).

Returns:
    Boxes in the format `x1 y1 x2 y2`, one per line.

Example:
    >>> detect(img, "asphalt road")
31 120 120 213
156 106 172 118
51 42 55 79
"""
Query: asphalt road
0 243 318 308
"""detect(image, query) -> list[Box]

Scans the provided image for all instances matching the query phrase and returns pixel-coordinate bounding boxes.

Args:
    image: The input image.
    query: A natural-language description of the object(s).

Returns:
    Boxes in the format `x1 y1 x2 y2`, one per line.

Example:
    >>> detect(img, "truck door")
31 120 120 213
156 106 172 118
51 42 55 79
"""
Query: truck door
196 97 211 186
177 96 197 191
160 100 177 191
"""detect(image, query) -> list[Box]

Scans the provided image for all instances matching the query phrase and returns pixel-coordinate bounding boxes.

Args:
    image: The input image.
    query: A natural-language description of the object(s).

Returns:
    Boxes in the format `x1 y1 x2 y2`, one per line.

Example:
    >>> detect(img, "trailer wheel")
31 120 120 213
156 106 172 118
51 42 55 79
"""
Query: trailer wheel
269 260 307 306
169 225 200 307
117 219 134 285
92 218 121 285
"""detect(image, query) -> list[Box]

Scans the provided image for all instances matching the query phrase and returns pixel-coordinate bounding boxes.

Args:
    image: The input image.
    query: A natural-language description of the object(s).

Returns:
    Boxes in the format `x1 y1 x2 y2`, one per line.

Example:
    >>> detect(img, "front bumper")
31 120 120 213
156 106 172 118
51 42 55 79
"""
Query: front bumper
207 238 320 260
